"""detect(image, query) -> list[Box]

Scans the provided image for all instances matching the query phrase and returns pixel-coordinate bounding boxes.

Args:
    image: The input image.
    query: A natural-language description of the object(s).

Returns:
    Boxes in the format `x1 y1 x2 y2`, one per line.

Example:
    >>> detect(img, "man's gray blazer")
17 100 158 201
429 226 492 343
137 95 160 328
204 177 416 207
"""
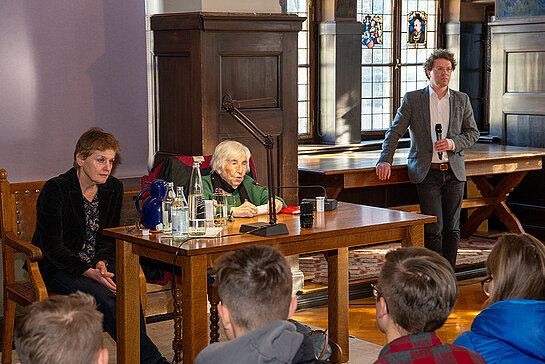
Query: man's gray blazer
378 86 479 184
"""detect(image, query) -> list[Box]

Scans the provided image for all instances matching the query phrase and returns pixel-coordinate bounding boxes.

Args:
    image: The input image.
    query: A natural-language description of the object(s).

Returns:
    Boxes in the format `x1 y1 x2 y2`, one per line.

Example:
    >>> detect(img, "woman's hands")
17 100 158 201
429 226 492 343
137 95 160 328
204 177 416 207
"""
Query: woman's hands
274 198 283 213
231 200 258 217
230 199 284 218
84 261 116 292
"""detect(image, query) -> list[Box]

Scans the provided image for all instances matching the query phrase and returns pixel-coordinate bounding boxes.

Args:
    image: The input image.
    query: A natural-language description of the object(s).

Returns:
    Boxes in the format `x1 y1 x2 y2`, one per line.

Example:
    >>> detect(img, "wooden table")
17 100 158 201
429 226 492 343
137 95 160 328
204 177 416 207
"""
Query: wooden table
299 143 545 238
104 202 435 364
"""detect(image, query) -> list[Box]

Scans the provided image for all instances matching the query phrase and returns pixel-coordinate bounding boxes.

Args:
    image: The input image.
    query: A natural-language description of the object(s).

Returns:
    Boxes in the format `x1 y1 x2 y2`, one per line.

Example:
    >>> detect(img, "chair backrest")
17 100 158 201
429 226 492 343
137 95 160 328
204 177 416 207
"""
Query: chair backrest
0 169 45 244
1 168 48 307
141 155 257 196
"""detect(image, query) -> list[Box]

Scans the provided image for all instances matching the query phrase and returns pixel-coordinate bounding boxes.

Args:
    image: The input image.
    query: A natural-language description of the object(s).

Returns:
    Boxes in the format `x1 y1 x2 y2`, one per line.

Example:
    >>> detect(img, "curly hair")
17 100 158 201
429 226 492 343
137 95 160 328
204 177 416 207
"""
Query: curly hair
423 49 457 79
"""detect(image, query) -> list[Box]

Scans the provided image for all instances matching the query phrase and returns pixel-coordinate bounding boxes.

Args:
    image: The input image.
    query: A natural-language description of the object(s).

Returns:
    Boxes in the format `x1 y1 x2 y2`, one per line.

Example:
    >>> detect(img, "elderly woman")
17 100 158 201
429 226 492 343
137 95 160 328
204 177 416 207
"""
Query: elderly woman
31 128 169 364
454 233 545 363
202 140 285 217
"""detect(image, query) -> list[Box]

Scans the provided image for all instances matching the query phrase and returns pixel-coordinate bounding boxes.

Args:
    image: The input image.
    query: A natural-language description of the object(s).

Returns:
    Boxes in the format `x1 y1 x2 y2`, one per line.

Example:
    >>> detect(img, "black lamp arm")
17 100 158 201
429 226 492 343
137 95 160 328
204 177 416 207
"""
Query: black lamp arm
222 94 278 225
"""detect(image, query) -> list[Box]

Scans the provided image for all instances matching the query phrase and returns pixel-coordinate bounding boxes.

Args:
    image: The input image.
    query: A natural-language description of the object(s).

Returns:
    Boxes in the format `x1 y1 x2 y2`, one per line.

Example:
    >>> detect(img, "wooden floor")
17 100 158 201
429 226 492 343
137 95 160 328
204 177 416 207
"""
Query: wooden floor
291 277 487 346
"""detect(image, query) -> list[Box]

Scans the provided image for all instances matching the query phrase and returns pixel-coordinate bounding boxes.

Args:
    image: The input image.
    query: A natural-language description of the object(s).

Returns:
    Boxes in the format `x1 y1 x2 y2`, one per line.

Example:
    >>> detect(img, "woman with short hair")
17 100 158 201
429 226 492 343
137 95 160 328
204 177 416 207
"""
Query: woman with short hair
454 233 545 363
31 127 169 364
202 140 284 218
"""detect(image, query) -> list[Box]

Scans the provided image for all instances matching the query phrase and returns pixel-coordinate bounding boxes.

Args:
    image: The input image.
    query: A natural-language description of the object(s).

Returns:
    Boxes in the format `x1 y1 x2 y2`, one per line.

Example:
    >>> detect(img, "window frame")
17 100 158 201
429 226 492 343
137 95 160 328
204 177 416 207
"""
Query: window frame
290 0 443 142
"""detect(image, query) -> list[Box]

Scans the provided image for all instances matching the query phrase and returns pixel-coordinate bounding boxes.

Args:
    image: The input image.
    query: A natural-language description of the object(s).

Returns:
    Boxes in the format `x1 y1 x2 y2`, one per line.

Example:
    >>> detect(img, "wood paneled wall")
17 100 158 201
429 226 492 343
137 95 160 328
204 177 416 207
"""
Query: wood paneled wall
489 17 545 239
150 13 304 205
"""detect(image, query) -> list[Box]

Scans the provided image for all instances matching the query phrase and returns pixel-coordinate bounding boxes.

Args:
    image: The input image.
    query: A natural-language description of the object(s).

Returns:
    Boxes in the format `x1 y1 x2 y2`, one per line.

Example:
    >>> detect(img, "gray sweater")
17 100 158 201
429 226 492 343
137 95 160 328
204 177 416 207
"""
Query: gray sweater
195 320 306 364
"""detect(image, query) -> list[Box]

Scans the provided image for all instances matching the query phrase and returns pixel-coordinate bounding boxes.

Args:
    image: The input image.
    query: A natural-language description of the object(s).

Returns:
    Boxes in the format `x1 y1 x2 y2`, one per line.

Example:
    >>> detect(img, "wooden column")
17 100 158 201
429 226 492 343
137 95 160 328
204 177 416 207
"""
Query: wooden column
150 13 304 205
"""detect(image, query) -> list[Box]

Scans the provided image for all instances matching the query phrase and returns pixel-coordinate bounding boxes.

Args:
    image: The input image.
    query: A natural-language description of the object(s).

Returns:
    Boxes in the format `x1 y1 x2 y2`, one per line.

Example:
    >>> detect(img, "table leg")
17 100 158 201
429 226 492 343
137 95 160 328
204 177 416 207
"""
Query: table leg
326 248 349 363
173 273 183 363
180 254 209 364
462 172 527 238
326 186 342 199
401 224 425 247
116 239 140 364
208 282 220 343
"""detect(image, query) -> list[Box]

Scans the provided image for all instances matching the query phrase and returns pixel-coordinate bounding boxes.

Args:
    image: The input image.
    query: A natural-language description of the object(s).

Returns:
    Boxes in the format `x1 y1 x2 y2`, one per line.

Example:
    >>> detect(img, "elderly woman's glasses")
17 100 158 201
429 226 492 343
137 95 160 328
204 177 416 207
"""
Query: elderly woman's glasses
480 276 493 297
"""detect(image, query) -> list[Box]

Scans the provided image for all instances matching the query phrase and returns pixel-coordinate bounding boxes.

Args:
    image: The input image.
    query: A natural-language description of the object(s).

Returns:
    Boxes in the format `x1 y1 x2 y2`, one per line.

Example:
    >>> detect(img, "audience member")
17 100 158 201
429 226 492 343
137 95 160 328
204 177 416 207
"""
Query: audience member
195 244 328 364
454 233 545 363
14 291 107 364
30 127 169 364
373 247 485 363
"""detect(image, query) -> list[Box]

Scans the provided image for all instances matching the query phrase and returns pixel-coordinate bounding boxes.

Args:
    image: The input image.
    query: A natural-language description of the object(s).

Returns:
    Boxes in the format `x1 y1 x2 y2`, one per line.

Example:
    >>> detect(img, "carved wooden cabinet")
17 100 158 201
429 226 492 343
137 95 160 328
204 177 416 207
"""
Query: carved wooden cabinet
151 12 304 205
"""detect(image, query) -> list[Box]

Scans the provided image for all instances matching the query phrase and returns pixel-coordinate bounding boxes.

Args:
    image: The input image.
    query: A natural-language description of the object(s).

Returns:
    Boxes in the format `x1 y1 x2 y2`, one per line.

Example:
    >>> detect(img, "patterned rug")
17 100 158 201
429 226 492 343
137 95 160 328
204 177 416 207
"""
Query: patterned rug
299 236 495 285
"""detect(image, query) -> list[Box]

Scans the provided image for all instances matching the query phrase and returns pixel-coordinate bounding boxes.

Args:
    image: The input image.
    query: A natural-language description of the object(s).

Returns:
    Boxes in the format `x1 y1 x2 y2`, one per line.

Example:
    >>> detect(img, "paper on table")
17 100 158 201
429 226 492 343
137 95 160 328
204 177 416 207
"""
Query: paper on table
256 204 268 215
203 227 223 237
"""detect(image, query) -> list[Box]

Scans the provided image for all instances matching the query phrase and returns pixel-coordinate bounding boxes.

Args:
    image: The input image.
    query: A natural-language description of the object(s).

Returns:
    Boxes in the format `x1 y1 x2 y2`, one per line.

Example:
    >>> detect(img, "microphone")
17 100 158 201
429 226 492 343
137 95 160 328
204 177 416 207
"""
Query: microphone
275 185 337 211
435 124 443 160
252 181 338 211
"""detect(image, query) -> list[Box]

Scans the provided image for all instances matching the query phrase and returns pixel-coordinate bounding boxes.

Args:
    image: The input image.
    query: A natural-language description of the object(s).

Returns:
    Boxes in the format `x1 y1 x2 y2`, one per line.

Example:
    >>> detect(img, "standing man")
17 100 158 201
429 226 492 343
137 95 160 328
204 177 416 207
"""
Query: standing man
376 49 479 268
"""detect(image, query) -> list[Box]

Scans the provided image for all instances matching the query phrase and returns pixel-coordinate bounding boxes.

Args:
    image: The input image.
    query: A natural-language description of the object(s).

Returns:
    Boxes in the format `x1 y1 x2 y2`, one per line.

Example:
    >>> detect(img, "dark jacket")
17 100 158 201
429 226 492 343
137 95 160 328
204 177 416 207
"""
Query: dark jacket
31 168 123 281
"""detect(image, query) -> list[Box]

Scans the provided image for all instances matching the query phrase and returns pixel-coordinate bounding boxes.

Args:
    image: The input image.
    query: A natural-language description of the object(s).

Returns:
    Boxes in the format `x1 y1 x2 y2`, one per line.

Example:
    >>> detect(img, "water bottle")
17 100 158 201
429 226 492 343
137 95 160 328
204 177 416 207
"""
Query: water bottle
162 182 175 235
188 162 206 236
172 186 189 240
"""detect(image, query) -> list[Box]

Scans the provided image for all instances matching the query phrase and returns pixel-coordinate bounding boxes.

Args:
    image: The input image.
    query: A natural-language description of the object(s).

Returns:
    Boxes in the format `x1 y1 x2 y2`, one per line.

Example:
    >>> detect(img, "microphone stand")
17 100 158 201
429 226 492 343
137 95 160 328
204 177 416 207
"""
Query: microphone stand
222 94 289 237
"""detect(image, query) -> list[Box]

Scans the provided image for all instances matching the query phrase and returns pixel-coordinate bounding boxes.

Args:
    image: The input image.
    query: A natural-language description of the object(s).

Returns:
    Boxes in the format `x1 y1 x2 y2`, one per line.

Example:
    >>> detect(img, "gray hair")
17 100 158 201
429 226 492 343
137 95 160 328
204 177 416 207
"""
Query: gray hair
211 140 251 174
14 291 104 364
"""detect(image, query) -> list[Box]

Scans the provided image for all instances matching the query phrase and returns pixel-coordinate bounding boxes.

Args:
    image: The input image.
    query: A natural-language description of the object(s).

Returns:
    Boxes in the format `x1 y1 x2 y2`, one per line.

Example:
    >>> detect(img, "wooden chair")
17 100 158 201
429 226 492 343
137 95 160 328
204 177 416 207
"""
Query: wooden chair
0 169 146 364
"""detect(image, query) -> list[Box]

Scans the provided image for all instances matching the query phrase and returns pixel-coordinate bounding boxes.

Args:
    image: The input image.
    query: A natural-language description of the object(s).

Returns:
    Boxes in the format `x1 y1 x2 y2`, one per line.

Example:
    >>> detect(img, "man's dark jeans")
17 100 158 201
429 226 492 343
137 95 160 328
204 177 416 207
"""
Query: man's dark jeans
416 168 465 269
47 262 163 364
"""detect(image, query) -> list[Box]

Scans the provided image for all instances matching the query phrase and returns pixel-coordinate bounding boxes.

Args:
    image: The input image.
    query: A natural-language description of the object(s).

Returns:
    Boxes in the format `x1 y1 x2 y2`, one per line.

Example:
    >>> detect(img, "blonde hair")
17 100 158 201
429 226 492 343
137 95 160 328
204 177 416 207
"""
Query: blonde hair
486 233 545 305
14 292 104 364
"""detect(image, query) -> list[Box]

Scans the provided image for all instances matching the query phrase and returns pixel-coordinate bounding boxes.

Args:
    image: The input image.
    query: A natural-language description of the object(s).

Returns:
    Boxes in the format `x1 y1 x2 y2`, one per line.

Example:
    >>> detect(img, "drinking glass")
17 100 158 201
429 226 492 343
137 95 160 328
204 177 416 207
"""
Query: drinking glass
213 192 228 226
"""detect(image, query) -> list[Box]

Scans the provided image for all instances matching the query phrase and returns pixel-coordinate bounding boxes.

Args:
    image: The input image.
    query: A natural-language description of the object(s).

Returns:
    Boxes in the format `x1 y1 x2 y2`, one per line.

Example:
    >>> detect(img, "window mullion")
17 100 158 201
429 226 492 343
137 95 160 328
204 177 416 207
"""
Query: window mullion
392 0 402 115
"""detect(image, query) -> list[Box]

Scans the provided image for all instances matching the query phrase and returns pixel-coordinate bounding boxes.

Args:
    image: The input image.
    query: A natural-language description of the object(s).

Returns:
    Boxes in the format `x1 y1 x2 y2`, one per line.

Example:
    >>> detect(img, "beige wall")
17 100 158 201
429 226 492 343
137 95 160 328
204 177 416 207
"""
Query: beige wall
146 0 281 14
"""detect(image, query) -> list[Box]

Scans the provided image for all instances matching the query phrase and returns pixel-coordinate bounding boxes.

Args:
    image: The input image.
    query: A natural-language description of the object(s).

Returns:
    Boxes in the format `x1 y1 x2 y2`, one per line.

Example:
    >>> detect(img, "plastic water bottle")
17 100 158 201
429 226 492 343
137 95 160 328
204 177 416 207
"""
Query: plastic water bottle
188 162 206 236
162 182 175 235
172 186 189 240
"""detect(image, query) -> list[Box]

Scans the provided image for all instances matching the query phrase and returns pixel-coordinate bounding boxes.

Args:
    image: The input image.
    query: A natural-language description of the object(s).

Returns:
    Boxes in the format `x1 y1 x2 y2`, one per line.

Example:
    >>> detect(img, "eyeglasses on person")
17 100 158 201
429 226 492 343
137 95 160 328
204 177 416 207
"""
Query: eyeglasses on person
480 276 493 297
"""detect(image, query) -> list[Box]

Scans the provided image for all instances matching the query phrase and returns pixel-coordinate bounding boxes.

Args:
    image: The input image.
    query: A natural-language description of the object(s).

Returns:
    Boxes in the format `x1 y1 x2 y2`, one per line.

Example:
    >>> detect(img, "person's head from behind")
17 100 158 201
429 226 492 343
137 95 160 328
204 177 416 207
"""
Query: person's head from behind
73 127 120 185
214 244 296 339
375 247 458 340
485 233 545 306
14 291 107 364
211 140 252 189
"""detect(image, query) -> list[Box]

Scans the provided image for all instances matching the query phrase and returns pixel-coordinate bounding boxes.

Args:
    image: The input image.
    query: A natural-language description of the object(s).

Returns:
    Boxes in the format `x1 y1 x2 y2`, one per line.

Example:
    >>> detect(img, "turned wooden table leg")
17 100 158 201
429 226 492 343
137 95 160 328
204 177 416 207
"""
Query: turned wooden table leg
208 281 220 343
173 273 183 363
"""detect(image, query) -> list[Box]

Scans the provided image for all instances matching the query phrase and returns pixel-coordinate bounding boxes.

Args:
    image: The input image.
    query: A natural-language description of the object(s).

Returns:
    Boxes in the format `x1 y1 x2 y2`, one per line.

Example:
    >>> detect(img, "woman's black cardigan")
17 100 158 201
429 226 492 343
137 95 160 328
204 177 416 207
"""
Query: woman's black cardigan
31 168 123 282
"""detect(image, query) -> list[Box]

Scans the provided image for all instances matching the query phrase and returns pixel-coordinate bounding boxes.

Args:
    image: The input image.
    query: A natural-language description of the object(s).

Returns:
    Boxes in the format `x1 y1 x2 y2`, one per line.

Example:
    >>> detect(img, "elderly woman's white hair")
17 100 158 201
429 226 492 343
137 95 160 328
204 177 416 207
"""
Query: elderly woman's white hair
211 140 252 174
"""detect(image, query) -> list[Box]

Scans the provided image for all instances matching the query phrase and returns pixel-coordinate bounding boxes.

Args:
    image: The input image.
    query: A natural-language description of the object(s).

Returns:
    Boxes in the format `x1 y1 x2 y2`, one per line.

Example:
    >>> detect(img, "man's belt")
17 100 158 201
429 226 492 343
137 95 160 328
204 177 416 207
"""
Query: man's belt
430 163 449 171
